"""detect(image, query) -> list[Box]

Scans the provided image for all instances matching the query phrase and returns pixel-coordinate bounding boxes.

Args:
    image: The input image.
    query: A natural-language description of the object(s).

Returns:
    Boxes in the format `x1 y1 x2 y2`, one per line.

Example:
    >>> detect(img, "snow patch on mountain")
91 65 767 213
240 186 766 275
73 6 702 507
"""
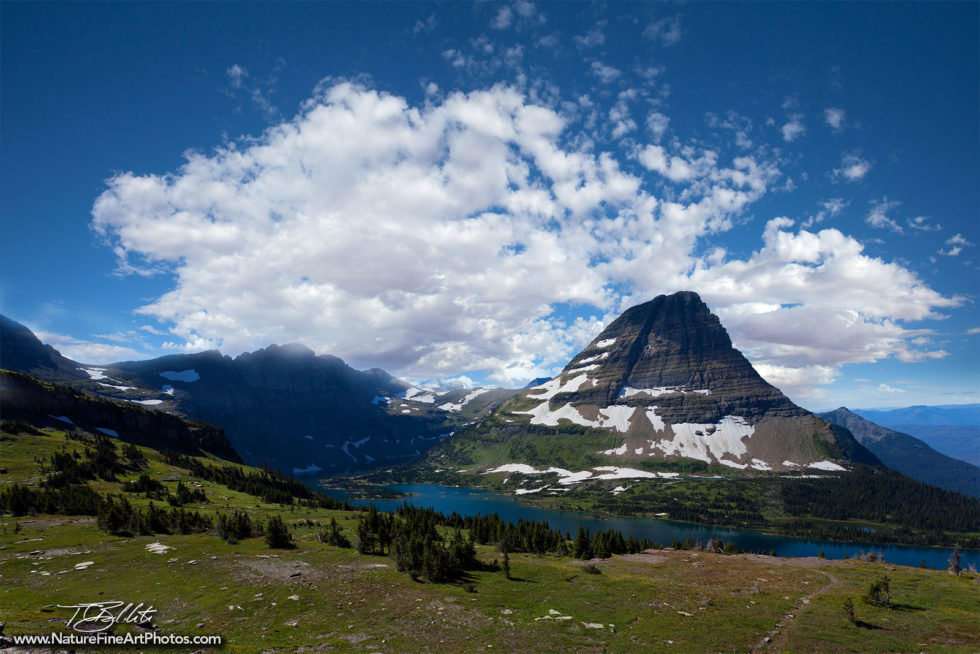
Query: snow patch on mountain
619 386 712 398
81 368 109 380
650 416 755 464
99 382 136 391
576 352 610 365
595 338 617 348
518 401 594 427
596 405 635 433
527 373 591 401
401 388 436 403
807 460 847 471
438 388 491 412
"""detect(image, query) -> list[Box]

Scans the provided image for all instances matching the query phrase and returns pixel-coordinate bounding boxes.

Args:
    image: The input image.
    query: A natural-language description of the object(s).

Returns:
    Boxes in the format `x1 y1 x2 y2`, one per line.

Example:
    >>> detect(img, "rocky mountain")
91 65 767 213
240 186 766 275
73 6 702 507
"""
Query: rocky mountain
0 370 240 461
0 314 84 382
818 407 979 497
0 315 516 475
407 292 879 491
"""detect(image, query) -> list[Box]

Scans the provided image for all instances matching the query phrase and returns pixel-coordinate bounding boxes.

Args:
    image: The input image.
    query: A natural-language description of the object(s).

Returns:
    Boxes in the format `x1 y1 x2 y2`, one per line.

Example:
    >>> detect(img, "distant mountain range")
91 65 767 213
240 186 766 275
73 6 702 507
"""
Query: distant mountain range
849 405 980 468
818 407 979 497
5 297 977 504
0 314 517 475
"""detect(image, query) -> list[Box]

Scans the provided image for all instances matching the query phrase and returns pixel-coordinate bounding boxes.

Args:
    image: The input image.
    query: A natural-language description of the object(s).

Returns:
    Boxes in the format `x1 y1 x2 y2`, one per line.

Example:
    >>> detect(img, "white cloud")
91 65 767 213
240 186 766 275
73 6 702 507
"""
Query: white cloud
706 111 753 150
866 198 903 233
574 21 606 48
833 152 872 182
802 197 847 228
590 61 621 84
946 233 974 247
34 330 148 364
781 114 806 142
90 81 961 397
491 5 513 30
608 91 637 139
643 15 682 46
646 111 670 142
877 383 905 393
226 64 247 89
967 327 980 335
824 107 845 131
907 215 941 232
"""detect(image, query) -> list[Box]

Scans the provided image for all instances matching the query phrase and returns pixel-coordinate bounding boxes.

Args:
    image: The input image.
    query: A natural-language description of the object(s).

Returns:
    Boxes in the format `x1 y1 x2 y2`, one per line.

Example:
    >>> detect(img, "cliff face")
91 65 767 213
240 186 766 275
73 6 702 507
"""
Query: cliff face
562 291 806 424
0 370 241 462
476 292 877 472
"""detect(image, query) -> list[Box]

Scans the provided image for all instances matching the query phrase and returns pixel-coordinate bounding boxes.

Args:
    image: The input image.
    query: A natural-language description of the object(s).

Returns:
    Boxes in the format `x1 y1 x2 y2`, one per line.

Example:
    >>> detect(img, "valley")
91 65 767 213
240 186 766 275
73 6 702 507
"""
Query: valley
1 422 978 652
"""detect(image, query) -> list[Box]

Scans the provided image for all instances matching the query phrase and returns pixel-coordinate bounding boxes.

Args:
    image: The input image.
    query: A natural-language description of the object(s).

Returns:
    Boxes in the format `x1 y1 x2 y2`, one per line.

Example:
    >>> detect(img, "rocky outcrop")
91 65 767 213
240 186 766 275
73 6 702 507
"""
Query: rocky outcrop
0 370 241 462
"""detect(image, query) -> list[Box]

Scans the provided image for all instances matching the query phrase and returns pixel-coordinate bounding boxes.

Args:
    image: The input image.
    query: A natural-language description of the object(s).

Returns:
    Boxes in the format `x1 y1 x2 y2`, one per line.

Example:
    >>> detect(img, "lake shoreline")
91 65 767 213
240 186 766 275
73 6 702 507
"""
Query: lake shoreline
312 479 979 568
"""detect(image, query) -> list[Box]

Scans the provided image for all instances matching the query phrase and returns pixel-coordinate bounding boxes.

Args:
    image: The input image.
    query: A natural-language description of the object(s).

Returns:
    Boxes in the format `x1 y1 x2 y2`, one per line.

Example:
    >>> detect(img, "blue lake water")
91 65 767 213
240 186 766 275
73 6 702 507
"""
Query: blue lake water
322 483 978 570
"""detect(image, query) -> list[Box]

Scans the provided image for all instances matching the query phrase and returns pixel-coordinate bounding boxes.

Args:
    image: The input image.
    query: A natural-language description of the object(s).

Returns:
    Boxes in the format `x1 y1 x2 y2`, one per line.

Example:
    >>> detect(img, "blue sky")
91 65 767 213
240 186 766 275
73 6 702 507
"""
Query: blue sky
2 1 977 409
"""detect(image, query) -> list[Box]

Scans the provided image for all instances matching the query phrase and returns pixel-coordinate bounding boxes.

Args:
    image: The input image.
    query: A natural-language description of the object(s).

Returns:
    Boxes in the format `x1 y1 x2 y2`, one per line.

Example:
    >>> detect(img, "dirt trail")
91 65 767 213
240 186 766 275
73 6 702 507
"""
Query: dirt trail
751 569 839 653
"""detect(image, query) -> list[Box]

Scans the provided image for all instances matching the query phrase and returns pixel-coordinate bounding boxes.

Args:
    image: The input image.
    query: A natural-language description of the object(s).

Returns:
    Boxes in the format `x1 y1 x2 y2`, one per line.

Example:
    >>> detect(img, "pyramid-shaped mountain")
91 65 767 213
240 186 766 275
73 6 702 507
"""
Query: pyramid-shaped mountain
422 292 877 480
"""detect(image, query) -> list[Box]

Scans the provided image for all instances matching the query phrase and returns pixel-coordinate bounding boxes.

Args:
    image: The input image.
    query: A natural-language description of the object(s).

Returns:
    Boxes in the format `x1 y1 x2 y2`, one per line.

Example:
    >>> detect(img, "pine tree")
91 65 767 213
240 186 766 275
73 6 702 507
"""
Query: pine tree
265 515 292 548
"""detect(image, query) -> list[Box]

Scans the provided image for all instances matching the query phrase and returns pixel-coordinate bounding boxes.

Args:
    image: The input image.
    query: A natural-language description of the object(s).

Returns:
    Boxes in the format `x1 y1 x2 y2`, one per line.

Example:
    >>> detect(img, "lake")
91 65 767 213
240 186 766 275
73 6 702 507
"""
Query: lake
322 483 978 570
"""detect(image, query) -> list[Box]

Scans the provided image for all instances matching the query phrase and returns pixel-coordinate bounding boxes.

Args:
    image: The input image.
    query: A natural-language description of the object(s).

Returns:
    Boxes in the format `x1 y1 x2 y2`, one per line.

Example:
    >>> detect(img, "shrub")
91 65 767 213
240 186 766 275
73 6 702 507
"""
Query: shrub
863 576 890 607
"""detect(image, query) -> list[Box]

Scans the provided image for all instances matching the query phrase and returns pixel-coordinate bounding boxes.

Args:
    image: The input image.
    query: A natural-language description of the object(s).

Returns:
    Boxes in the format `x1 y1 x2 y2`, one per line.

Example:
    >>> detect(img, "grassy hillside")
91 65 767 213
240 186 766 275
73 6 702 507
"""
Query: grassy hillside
1 422 979 652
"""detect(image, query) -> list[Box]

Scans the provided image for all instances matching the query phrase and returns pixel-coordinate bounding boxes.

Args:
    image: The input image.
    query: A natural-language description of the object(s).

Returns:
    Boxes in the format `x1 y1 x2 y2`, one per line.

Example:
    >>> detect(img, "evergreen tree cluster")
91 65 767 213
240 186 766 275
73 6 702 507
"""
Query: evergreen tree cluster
96 495 212 536
0 482 102 516
318 517 351 548
216 510 260 542
265 515 293 548
780 467 980 538
354 505 480 582
163 451 349 509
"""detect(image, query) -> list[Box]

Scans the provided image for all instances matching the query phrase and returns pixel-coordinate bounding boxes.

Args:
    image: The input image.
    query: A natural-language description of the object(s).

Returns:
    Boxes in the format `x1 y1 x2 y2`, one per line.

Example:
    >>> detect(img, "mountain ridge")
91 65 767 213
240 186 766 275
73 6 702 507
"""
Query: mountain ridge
818 407 979 497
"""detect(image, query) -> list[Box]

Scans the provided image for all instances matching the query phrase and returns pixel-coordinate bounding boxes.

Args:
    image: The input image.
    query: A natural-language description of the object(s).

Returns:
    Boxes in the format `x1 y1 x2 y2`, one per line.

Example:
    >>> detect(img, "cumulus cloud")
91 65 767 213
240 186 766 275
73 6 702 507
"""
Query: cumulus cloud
833 152 872 182
682 218 960 400
939 233 974 257
866 198 903 233
824 107 845 131
91 81 960 396
781 114 806 142
646 111 670 142
643 15 682 46
590 61 621 84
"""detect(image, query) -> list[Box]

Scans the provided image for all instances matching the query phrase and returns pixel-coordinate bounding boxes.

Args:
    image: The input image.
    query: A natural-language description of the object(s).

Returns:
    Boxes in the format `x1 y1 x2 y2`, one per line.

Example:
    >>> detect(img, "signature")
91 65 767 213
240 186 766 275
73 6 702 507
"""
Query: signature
58 602 157 633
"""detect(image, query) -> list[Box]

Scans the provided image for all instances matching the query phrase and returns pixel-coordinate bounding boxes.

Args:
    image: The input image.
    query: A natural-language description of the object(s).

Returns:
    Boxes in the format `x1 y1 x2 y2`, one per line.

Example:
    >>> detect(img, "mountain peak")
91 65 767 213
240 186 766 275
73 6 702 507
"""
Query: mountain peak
560 292 803 423
467 292 874 474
